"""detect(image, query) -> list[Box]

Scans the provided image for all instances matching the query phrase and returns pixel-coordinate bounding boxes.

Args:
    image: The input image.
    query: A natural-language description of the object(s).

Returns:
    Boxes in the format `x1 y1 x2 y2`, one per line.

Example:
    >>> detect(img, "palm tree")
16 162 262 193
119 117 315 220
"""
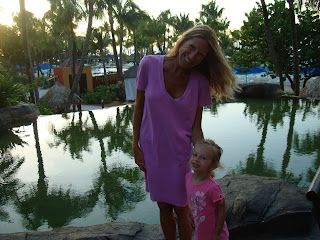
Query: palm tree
46 0 85 83
172 13 194 38
260 0 285 90
157 10 173 54
196 0 228 34
91 23 112 85
104 0 122 82
287 0 300 96
63 0 94 113
124 7 149 65
113 0 139 79
19 0 38 103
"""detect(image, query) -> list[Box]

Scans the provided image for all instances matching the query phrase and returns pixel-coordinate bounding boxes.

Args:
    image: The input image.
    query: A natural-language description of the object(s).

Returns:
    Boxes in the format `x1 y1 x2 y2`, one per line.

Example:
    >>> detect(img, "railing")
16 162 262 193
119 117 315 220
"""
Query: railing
306 167 320 227
93 73 118 88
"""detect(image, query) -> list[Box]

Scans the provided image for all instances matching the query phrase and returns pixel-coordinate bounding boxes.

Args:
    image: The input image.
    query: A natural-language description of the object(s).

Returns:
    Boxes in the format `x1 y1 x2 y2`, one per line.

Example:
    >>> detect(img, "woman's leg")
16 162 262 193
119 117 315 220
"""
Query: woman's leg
157 202 177 240
173 205 192 240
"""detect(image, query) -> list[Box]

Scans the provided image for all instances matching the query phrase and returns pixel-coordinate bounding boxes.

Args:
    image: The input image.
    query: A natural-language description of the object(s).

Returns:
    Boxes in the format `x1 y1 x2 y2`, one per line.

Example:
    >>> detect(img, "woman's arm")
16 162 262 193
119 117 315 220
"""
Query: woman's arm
191 106 204 145
132 89 146 172
212 198 227 240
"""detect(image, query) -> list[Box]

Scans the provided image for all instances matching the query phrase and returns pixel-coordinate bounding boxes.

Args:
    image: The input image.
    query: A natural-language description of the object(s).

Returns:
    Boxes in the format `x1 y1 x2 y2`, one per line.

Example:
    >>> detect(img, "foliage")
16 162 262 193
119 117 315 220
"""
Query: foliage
233 0 320 86
37 102 55 115
0 65 27 108
196 0 234 55
80 84 125 104
0 24 24 67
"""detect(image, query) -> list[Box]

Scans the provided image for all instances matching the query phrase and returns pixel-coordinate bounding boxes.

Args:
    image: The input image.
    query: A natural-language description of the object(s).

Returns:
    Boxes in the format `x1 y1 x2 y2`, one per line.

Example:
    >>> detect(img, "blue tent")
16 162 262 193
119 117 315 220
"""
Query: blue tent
15 65 26 69
34 64 55 70
300 67 320 75
233 66 269 75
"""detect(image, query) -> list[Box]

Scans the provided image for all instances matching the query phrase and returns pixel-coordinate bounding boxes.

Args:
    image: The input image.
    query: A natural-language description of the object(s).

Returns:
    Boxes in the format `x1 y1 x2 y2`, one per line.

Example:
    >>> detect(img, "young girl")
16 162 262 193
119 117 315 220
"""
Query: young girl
185 139 228 240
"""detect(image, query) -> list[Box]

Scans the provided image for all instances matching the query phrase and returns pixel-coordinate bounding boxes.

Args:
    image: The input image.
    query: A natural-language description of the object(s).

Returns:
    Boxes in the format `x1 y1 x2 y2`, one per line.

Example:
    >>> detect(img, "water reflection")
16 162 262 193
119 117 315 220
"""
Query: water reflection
0 131 25 222
0 99 319 234
0 106 145 233
207 98 319 186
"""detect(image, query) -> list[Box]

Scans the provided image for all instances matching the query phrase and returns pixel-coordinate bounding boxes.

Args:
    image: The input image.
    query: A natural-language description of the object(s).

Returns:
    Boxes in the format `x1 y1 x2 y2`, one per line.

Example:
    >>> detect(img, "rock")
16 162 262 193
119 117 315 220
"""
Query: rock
0 222 164 240
217 175 313 238
299 77 320 99
235 83 284 98
0 103 40 132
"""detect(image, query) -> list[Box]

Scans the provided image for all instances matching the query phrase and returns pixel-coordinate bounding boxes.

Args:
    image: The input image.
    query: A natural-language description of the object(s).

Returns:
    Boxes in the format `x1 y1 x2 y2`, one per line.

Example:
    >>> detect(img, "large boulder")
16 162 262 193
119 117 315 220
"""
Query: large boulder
299 77 320 99
235 83 284 98
0 103 40 132
218 174 313 238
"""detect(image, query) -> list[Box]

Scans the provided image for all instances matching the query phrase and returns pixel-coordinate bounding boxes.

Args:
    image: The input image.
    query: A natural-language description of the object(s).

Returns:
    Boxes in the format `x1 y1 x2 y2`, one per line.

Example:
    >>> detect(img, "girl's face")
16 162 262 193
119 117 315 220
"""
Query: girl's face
190 144 217 174
178 37 209 69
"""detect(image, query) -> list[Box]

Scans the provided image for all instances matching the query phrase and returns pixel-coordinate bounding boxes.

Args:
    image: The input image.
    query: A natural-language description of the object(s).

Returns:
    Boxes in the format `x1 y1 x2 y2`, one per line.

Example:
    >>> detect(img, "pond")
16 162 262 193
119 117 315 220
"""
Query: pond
0 97 319 234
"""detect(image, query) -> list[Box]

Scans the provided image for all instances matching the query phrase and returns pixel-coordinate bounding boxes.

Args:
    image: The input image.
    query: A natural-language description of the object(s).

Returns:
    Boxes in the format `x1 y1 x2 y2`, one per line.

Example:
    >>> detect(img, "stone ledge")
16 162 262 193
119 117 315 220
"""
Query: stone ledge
0 103 39 132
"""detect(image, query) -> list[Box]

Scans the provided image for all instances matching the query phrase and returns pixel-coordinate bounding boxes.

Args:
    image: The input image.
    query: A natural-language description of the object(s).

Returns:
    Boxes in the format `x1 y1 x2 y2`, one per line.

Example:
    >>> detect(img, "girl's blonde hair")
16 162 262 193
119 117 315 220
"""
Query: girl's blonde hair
167 25 238 101
194 139 223 177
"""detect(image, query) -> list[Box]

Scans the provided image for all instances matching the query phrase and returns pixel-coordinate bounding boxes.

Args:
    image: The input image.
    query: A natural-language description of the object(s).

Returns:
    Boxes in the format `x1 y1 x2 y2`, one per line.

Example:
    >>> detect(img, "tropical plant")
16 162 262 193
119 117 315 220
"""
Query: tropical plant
172 13 194 39
195 0 233 54
260 0 285 90
233 0 320 93
91 23 112 85
0 68 27 108
19 0 38 103
63 0 94 113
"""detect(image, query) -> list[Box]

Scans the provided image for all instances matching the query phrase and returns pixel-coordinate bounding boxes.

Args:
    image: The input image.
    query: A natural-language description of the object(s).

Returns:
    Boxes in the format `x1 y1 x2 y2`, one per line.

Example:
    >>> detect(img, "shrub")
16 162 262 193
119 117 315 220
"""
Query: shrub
37 102 55 115
80 84 125 104
0 72 27 108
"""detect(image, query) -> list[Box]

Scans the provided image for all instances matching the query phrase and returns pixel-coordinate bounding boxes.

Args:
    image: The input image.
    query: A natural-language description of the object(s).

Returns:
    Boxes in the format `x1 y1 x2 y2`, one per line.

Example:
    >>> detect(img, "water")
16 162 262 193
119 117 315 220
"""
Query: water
0 98 319 234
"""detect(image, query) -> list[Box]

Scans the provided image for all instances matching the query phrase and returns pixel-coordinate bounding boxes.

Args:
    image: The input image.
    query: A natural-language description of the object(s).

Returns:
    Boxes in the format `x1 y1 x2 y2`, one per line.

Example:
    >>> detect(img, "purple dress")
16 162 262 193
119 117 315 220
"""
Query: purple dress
135 55 212 207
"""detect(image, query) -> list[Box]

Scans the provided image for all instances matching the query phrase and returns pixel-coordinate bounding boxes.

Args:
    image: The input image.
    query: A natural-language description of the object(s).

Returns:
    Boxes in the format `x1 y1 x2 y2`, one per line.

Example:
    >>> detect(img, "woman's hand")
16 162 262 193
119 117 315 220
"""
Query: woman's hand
133 144 146 172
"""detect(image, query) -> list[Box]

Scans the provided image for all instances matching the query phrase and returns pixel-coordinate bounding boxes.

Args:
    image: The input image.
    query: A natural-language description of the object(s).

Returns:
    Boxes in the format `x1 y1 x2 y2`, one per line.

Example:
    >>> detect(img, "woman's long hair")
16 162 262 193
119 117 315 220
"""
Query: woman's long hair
167 25 238 101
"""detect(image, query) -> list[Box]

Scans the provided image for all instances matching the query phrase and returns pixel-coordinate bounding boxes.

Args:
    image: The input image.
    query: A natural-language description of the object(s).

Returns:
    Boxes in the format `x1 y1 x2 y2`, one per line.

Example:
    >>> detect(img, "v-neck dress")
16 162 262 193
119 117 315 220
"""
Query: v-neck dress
135 55 212 207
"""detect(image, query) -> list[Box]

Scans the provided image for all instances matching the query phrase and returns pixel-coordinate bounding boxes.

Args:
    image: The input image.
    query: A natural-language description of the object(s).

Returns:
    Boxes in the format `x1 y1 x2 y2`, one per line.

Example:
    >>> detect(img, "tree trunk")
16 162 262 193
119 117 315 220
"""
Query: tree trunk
19 0 39 103
119 23 124 83
63 0 94 113
287 0 300 95
108 5 122 83
260 0 285 90
133 30 138 65
100 50 109 86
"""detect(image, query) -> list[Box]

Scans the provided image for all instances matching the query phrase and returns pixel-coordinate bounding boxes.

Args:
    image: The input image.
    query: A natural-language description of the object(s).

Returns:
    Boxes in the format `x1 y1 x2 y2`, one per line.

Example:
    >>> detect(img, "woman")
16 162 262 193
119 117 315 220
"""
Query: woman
132 25 237 240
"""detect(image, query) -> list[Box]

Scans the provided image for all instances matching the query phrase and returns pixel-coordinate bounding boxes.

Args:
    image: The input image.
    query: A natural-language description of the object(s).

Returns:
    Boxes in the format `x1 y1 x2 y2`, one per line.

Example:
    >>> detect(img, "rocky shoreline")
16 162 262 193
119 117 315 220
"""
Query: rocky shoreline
1 174 319 240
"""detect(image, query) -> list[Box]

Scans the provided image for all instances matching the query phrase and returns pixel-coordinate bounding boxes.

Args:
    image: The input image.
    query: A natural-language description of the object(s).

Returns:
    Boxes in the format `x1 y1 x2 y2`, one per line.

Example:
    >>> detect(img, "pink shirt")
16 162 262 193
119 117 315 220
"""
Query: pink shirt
136 55 212 206
186 172 229 240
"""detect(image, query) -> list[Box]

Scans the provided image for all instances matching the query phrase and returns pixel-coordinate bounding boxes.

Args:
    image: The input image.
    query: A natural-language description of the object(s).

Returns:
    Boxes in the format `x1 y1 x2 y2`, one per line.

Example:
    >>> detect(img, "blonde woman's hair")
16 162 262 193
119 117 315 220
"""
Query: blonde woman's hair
194 139 223 177
167 25 238 101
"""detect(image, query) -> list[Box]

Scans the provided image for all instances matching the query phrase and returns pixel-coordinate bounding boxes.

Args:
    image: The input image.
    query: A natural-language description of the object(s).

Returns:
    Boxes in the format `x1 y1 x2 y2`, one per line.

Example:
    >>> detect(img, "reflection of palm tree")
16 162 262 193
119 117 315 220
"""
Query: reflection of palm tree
15 121 99 230
48 113 92 160
294 130 320 183
281 99 298 179
0 131 25 222
237 100 278 177
92 106 134 156
95 164 145 220
89 108 146 220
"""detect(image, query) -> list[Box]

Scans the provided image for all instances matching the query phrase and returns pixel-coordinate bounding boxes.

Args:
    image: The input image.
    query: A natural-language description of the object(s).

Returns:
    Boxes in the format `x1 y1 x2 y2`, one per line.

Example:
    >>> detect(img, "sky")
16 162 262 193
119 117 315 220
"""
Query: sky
0 0 274 32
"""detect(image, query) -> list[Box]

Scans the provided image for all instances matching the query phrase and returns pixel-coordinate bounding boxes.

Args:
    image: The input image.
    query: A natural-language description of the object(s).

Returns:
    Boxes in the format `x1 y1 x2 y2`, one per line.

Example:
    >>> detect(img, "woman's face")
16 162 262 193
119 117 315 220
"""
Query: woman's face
178 37 209 69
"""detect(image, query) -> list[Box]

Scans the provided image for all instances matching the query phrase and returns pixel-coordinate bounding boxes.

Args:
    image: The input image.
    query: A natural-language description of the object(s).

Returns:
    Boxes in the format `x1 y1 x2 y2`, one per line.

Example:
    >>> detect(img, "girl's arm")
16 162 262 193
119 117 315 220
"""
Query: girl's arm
187 208 195 231
212 198 227 240
191 107 204 145
132 89 146 172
